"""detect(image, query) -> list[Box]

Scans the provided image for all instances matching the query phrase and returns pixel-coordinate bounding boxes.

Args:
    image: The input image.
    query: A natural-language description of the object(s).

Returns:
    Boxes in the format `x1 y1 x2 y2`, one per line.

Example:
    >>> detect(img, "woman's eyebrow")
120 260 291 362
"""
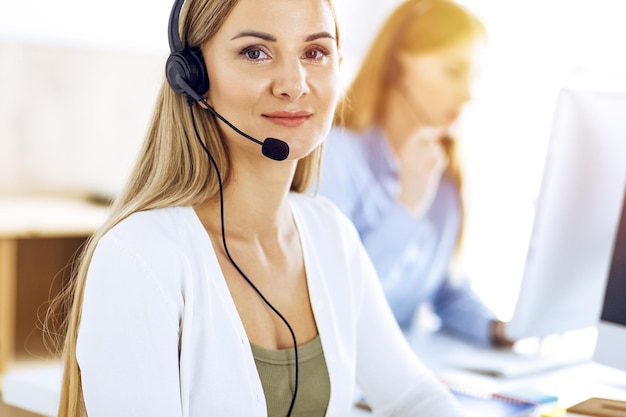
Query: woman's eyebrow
231 31 336 43
305 32 336 42
231 31 276 42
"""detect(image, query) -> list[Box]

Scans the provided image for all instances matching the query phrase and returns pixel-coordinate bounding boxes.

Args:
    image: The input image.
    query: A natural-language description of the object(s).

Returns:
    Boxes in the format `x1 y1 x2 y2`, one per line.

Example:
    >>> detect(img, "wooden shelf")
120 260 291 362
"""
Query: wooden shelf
0 195 108 377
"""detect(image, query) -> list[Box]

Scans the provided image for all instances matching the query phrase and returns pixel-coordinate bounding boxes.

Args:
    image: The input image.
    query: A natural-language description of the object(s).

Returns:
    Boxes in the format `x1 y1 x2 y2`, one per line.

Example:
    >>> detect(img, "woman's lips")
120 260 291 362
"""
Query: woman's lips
263 111 312 127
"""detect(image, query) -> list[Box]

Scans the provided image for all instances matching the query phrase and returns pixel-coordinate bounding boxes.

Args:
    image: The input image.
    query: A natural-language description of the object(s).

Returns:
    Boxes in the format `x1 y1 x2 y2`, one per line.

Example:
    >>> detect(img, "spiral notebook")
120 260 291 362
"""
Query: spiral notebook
448 385 539 417
354 384 540 416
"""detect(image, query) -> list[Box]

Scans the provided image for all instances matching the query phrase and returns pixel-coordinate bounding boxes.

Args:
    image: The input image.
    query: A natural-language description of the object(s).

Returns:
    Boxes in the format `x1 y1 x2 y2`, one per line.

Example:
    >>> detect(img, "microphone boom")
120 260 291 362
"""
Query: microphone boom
203 99 290 161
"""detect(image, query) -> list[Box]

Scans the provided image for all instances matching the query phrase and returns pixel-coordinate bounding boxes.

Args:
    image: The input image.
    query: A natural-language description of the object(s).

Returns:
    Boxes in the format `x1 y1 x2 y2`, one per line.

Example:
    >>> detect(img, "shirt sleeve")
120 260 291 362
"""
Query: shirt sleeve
76 234 183 417
433 276 497 346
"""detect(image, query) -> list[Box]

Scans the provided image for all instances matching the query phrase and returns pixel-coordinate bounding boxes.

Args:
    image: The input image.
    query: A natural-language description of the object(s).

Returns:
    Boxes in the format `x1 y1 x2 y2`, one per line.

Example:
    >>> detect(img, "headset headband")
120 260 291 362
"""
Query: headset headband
168 0 185 53
165 0 210 99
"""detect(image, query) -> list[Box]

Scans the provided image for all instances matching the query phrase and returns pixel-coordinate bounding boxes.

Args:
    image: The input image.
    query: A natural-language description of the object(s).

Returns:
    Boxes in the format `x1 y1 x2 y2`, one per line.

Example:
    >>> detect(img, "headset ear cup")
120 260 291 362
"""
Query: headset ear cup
186 47 209 96
165 47 209 99
166 52 189 95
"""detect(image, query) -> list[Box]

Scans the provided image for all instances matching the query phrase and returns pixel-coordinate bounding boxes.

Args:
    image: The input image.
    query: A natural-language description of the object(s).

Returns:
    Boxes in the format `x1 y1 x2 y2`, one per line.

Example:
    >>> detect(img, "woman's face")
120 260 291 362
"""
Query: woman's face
397 36 484 128
201 0 340 161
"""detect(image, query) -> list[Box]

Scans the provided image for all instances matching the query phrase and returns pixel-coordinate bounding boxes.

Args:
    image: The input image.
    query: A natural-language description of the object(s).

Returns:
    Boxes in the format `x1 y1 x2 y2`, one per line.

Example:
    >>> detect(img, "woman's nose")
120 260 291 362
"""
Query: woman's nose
271 58 310 101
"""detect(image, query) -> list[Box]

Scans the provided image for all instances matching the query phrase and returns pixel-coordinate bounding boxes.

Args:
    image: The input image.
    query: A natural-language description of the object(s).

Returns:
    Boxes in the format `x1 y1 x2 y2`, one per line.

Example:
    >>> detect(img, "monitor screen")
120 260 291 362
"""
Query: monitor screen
505 86 626 340
594 182 626 372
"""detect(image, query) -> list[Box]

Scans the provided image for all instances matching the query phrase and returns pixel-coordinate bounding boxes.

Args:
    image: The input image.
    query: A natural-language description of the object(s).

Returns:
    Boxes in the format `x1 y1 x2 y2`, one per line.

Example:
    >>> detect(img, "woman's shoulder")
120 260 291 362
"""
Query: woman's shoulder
289 193 360 240
108 205 191 234
93 206 205 287
99 206 198 253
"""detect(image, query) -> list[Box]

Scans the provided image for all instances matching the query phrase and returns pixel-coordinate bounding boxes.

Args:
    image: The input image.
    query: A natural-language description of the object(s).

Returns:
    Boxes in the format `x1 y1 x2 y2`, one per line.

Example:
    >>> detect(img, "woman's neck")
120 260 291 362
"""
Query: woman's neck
195 157 297 242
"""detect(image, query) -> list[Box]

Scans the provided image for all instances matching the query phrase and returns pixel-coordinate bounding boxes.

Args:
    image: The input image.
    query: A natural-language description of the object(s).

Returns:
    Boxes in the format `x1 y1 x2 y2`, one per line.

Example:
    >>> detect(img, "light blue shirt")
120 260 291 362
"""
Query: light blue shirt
318 127 496 346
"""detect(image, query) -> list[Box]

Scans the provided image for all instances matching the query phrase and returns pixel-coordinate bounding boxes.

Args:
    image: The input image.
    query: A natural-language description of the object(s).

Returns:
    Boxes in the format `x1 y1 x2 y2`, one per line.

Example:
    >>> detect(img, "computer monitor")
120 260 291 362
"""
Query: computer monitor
594 183 626 372
504 86 626 340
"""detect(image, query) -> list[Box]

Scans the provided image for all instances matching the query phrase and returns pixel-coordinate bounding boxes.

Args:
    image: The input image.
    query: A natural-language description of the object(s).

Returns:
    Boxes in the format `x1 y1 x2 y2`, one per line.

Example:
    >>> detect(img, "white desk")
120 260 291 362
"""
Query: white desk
407 326 626 412
4 325 626 416
2 360 62 416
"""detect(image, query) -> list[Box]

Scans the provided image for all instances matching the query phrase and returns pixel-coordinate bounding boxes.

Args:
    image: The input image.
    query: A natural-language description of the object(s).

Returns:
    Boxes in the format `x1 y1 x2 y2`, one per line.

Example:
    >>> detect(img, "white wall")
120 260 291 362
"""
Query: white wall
0 0 173 53
0 1 173 197
0 43 164 197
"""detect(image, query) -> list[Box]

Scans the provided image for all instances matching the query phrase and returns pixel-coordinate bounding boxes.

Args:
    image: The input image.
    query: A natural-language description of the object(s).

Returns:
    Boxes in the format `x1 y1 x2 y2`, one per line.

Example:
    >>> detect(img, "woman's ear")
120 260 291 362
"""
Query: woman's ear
386 56 401 83
388 51 414 83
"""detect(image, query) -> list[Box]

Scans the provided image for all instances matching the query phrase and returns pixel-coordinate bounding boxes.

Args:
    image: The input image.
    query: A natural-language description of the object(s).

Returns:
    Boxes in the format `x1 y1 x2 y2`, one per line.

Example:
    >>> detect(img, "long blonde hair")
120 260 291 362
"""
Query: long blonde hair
52 0 340 415
335 0 485 251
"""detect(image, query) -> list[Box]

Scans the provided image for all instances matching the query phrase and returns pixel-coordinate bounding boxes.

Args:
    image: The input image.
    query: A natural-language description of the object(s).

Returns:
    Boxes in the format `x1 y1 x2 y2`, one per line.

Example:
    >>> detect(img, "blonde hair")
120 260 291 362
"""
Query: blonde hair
52 0 340 415
334 0 485 252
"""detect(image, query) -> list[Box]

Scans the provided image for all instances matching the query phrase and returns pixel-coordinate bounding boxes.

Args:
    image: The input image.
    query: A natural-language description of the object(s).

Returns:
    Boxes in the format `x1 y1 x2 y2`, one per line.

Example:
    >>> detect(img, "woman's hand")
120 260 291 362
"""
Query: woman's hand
396 128 449 218
491 320 516 348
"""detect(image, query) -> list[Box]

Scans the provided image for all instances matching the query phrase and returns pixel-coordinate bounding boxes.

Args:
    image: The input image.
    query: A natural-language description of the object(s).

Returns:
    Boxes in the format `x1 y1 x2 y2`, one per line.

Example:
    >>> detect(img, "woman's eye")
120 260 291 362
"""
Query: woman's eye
304 50 320 60
303 47 330 61
241 47 269 61
444 63 471 81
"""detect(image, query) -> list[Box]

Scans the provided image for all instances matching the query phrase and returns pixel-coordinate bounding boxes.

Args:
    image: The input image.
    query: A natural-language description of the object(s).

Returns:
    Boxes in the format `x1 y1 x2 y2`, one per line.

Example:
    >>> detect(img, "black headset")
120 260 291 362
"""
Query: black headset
165 0 209 101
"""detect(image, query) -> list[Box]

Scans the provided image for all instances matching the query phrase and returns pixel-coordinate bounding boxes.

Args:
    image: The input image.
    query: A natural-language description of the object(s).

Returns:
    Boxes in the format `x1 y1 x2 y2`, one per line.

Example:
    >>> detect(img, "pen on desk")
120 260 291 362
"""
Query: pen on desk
541 406 566 417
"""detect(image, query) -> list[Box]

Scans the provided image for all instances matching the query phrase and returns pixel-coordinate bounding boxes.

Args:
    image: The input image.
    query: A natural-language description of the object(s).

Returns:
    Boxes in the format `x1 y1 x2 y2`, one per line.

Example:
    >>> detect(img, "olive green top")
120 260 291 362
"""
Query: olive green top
250 335 330 417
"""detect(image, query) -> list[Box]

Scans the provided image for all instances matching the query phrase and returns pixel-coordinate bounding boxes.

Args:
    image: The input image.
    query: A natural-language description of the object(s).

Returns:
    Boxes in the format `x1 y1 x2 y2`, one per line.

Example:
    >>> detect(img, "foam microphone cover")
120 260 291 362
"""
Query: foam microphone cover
262 138 290 161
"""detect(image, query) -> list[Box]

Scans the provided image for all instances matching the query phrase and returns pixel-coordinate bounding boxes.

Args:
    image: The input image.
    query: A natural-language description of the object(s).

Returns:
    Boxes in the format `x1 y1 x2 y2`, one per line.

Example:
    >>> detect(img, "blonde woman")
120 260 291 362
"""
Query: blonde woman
319 0 514 347
53 0 466 416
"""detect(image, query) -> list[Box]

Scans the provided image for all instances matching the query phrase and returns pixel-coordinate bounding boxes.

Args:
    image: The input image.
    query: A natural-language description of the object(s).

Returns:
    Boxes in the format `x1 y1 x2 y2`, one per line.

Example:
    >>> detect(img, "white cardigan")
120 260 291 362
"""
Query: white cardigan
77 193 465 417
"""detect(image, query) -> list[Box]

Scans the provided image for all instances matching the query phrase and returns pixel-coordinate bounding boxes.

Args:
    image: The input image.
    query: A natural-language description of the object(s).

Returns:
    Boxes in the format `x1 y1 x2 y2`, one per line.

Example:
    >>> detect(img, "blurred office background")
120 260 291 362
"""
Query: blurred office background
1 0 625 321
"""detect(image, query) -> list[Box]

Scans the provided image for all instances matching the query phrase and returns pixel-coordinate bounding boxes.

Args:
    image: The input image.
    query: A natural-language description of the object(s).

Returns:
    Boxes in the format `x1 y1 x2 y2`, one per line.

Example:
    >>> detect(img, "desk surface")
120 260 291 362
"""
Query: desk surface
4 327 626 417
407 326 626 411
0 195 109 238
